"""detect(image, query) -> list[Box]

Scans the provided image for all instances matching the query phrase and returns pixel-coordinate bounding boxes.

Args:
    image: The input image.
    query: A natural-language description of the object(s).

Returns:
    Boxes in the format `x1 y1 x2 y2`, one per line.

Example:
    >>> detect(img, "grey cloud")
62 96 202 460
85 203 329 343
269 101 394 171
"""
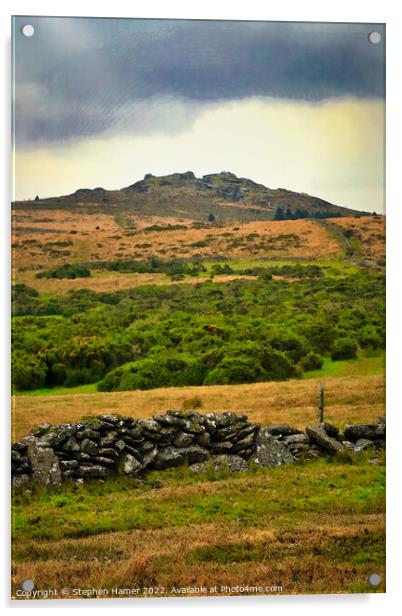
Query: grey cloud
13 17 385 145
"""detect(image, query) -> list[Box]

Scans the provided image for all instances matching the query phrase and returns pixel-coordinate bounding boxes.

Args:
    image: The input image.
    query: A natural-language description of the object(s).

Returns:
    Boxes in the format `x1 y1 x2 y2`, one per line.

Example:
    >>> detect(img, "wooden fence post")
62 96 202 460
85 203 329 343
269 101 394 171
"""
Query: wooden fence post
317 384 324 425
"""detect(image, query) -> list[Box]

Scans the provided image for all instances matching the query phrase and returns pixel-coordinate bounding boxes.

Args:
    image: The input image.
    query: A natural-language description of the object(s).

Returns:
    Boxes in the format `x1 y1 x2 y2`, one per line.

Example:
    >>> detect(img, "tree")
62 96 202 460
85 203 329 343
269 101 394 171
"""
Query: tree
208 213 216 222
331 338 358 361
274 206 285 221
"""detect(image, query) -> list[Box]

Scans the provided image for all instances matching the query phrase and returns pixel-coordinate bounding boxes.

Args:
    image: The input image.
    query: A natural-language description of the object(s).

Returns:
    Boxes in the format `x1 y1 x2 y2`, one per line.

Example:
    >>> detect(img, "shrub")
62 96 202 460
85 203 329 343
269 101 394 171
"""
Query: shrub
358 325 382 349
12 352 47 391
204 355 267 385
36 263 91 279
331 338 358 361
298 351 323 371
182 396 204 410
98 354 205 391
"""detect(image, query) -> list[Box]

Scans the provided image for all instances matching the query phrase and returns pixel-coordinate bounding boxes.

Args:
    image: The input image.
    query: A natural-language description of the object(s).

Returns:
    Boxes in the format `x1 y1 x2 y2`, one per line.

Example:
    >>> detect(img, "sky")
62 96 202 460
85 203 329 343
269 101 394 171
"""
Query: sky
12 17 385 212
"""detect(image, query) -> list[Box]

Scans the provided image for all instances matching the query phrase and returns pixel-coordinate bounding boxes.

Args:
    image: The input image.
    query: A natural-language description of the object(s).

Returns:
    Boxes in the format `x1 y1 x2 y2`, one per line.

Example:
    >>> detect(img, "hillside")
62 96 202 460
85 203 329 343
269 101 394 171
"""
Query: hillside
13 171 365 223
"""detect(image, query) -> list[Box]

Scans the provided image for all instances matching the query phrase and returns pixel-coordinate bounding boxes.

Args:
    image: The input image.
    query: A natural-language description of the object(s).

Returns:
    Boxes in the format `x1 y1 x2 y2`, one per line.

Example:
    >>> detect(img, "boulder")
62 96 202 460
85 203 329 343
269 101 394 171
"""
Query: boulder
251 429 295 467
99 447 119 460
60 460 79 471
80 438 98 455
320 422 340 439
25 436 62 486
231 431 256 452
77 464 110 479
354 438 376 452
306 426 344 454
138 440 156 453
266 425 303 437
137 419 161 433
202 416 217 434
123 444 143 462
283 433 309 446
72 452 91 462
182 419 205 435
95 456 116 467
120 454 143 476
142 447 158 468
173 432 194 448
62 437 80 453
41 425 76 448
154 413 187 428
209 441 233 453
213 412 247 427
343 423 385 442
76 429 100 441
189 454 248 474
114 440 126 452
157 426 179 444
97 414 120 424
12 474 30 488
283 433 311 458
214 423 246 441
181 445 209 464
29 423 53 437
99 431 118 447
195 432 211 447
153 447 185 470
342 440 356 450
233 424 259 442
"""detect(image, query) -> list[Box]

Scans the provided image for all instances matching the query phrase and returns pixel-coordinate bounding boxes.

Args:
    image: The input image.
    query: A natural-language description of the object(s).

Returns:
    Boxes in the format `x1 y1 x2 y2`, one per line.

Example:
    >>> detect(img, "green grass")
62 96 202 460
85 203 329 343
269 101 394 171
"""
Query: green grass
201 258 360 278
12 455 385 542
16 383 98 397
303 352 385 379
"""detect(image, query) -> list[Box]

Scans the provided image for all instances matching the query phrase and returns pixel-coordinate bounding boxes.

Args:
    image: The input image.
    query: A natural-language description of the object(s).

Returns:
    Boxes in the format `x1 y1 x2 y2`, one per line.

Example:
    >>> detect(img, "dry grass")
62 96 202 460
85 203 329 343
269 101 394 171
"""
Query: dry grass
15 270 258 295
333 216 385 261
13 374 385 441
13 208 343 274
12 514 385 597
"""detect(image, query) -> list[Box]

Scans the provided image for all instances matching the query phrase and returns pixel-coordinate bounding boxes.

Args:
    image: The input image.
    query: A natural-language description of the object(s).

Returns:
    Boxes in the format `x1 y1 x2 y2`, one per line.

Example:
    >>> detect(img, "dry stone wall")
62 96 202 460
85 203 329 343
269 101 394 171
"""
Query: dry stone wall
11 411 385 488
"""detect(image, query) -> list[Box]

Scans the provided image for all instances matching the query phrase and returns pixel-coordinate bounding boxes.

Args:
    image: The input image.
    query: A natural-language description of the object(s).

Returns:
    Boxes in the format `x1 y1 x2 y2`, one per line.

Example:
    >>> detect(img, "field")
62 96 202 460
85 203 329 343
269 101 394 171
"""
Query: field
12 454 385 598
13 210 344 272
11 194 386 598
13 370 384 442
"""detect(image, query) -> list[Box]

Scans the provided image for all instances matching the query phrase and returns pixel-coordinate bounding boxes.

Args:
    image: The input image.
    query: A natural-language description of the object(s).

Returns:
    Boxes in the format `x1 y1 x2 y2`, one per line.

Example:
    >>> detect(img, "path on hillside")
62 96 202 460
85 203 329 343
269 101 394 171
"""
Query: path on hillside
317 219 385 272
316 219 355 257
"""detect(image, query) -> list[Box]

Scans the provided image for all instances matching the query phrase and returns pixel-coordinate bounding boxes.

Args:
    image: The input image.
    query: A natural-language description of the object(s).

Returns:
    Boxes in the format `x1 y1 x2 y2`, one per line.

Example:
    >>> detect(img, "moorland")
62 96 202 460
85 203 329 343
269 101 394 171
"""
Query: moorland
11 172 386 596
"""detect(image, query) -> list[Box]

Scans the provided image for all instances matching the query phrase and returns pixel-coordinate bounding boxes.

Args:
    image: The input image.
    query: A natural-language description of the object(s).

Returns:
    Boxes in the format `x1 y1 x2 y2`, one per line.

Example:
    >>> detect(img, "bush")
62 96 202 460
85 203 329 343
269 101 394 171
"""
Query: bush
204 355 267 385
12 352 47 391
261 348 301 380
298 351 323 371
36 263 91 279
331 338 358 361
182 396 204 410
98 354 205 391
358 325 382 349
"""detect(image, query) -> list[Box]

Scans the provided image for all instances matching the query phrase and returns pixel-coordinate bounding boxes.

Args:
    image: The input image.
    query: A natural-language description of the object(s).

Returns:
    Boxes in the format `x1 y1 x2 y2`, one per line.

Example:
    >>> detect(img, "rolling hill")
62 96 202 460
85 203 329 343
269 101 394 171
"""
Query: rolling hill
13 171 365 223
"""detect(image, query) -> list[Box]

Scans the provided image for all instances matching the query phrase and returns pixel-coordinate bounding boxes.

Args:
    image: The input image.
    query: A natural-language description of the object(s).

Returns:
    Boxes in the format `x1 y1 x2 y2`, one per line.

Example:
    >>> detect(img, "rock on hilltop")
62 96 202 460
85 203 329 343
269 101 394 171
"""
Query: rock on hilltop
14 171 365 222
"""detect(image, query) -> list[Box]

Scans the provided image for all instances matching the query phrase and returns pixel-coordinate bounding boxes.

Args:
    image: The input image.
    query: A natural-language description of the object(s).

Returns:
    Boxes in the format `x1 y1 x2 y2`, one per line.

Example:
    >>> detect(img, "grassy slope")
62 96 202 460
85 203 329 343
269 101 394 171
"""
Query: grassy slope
13 369 385 442
16 353 384 398
12 454 385 597
11 210 386 598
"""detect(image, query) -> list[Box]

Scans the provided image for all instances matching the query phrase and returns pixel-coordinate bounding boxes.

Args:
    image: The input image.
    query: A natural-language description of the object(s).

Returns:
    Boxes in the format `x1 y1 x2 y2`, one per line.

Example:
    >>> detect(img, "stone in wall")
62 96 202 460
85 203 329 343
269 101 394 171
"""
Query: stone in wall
306 426 344 455
10 411 385 487
251 428 295 467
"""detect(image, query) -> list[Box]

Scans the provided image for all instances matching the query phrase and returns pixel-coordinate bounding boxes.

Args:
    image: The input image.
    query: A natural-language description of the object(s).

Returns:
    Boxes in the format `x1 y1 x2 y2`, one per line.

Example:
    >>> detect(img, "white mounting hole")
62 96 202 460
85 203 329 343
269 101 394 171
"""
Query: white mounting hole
368 31 381 45
21 24 35 38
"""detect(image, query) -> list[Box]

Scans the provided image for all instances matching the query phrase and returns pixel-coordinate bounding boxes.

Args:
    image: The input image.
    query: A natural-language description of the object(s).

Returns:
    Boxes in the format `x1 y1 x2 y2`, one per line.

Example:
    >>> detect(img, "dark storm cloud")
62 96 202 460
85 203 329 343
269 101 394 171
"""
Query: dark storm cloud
13 17 385 145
